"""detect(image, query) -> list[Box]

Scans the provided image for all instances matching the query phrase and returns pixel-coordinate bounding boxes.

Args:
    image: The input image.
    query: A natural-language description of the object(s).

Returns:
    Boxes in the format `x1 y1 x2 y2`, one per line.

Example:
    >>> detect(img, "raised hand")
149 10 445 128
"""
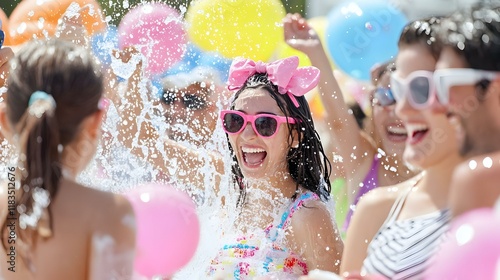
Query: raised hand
0 47 14 89
55 4 91 47
283 13 322 54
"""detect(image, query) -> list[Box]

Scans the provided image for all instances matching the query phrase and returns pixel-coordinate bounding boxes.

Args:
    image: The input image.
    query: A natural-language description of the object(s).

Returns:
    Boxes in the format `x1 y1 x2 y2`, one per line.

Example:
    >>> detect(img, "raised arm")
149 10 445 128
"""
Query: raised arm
112 48 225 193
283 13 374 179
0 47 13 89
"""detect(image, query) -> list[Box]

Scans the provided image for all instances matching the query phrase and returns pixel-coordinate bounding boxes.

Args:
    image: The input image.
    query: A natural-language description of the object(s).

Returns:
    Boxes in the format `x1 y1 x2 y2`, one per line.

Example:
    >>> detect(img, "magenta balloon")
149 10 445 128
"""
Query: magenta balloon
126 183 200 277
118 3 187 75
425 208 500 280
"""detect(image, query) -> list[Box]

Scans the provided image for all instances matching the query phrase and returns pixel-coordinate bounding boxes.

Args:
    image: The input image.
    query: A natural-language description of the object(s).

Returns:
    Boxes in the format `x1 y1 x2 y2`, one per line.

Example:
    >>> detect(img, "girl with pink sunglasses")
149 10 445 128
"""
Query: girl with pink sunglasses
116 54 344 278
208 56 343 279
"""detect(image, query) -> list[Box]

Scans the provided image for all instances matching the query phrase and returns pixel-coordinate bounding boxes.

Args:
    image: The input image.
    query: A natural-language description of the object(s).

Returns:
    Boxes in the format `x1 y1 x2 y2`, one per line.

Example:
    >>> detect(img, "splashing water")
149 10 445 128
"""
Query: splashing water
78 51 241 278
75 50 338 278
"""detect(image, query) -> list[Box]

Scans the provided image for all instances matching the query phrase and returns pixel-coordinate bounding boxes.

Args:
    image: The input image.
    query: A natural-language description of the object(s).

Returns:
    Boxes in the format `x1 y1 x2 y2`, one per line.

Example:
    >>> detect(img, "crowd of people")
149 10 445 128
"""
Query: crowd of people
1 1 500 279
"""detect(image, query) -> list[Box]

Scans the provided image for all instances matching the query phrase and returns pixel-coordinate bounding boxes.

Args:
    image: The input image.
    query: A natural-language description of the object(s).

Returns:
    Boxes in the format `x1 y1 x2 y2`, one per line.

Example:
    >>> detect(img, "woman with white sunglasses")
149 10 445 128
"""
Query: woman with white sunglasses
433 4 500 218
283 14 417 233
334 17 465 279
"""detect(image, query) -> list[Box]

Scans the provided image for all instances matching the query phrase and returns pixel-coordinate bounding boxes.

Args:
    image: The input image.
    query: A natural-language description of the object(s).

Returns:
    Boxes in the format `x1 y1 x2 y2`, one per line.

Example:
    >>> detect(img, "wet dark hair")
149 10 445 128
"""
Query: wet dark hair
1 39 103 252
398 17 443 60
349 102 366 129
438 4 500 71
227 73 332 207
371 59 396 86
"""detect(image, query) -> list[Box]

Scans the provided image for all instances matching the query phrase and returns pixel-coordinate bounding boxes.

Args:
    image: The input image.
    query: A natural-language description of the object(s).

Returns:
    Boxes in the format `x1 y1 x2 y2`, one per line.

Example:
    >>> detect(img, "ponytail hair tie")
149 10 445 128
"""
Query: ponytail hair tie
28 91 56 118
28 91 56 108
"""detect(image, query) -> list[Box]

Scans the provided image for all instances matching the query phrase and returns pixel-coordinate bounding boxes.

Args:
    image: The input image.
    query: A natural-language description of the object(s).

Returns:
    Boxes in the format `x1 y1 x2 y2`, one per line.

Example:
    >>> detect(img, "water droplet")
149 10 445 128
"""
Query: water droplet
483 157 493 168
365 22 373 31
455 224 474 246
482 34 490 44
457 41 465 50
140 192 151 203
468 160 477 170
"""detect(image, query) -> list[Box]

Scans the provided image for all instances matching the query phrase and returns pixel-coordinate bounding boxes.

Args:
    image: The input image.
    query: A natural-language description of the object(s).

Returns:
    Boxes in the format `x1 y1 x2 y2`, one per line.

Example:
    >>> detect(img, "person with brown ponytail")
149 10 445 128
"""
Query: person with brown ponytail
0 39 136 279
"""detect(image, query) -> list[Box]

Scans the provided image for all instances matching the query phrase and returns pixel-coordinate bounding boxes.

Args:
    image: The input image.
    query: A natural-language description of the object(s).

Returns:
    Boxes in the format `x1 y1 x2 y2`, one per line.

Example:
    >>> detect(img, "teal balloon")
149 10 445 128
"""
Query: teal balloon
325 0 408 81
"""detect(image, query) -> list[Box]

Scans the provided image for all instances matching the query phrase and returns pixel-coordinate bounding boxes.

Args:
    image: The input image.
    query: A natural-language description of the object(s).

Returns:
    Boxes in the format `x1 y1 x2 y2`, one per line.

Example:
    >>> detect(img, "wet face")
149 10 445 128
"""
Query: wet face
371 72 408 157
228 88 295 179
394 44 458 169
436 47 500 157
161 82 218 145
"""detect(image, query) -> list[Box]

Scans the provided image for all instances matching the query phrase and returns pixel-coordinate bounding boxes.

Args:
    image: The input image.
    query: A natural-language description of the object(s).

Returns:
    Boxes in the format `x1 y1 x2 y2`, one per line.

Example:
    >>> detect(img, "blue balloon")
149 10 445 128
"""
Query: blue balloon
325 0 408 81
182 43 204 68
151 79 164 99
91 26 119 65
198 52 232 82
162 44 203 77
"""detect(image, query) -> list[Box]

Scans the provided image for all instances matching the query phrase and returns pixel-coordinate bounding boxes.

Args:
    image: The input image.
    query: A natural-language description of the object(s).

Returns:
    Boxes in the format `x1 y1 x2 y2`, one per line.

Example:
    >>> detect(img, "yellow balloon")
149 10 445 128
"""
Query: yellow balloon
275 42 311 67
308 17 327 44
186 0 286 61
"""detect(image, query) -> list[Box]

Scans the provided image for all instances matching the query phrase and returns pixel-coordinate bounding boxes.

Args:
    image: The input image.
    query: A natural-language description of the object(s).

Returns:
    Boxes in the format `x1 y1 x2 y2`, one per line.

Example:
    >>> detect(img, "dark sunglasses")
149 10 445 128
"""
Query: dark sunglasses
372 87 396 107
220 110 296 138
161 90 207 110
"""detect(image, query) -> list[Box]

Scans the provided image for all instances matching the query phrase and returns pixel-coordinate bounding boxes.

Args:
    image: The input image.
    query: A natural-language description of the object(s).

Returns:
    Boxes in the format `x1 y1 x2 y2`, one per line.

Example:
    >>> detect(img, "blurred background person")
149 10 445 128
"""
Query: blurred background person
158 66 230 147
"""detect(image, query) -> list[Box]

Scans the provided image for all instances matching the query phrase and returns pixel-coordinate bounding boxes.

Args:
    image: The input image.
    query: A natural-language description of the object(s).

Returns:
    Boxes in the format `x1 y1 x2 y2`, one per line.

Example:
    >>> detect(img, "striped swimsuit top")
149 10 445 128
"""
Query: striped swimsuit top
362 186 451 280
207 192 319 280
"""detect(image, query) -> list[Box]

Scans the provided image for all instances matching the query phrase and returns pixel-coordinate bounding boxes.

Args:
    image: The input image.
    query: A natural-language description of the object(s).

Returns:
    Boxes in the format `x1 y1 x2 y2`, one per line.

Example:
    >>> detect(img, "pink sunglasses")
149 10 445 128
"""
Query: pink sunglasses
220 110 296 138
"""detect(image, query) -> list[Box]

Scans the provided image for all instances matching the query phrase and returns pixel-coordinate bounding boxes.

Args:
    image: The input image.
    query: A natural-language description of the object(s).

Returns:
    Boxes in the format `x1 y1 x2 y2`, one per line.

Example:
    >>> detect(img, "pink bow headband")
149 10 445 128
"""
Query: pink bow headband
227 56 320 108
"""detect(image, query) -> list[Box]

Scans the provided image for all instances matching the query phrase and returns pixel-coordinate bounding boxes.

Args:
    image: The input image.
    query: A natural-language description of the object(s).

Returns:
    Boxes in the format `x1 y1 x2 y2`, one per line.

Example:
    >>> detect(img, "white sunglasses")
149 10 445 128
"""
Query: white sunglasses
434 68 500 105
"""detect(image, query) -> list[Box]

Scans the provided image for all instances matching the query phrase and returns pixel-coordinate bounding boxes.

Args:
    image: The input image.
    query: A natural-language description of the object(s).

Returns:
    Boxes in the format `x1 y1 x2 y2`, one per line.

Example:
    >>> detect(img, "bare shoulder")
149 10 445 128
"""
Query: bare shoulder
346 184 403 234
452 154 500 185
356 183 404 212
450 153 500 216
56 179 135 235
350 177 419 237
339 178 416 273
289 196 344 272
291 198 332 222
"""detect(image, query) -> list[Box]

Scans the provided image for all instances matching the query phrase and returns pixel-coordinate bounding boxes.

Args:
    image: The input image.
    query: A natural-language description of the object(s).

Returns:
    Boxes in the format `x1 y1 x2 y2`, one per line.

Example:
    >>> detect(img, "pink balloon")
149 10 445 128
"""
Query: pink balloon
118 3 187 75
425 208 500 280
126 183 200 278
